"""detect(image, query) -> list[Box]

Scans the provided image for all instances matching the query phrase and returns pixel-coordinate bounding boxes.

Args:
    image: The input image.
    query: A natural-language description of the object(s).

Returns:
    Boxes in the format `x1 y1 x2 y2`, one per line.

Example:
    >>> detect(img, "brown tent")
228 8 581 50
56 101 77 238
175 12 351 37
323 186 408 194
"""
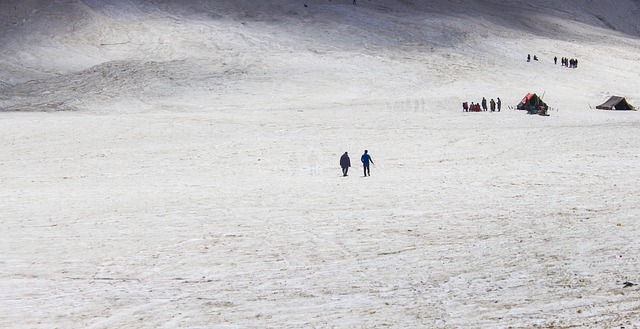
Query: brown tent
595 96 636 111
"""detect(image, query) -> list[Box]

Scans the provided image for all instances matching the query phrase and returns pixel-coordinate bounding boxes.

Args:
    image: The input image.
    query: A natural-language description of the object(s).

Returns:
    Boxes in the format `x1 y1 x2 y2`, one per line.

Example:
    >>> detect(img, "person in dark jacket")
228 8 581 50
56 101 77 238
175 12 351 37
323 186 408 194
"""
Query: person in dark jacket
361 150 374 177
340 152 351 176
481 97 487 111
497 97 501 111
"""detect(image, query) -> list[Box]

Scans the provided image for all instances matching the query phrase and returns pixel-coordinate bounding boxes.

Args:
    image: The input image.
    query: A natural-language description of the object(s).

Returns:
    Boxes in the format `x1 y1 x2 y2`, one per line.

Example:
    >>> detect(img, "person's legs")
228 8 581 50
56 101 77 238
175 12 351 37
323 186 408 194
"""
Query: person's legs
342 167 348 176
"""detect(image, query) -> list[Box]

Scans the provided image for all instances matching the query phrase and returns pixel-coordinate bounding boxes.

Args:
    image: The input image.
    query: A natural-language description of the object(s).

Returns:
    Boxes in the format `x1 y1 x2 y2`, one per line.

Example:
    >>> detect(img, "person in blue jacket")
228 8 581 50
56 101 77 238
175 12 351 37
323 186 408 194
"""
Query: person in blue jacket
361 150 374 177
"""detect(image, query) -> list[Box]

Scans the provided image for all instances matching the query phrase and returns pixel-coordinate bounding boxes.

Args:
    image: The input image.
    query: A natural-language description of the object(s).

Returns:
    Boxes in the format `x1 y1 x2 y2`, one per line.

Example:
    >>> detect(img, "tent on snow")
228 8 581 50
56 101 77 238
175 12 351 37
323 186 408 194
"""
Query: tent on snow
517 93 549 115
595 96 636 111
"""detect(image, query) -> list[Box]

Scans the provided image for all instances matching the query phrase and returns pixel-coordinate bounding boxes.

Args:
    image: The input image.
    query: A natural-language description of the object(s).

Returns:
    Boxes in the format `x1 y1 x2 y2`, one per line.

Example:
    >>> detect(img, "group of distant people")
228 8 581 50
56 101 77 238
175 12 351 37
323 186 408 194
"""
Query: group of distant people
463 97 501 112
340 150 374 177
557 56 578 68
551 56 580 68
529 55 580 68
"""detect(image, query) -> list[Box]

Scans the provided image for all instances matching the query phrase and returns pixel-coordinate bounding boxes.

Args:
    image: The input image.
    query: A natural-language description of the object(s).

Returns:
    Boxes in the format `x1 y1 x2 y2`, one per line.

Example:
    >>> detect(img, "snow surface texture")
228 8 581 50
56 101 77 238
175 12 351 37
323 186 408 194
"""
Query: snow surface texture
1 0 640 328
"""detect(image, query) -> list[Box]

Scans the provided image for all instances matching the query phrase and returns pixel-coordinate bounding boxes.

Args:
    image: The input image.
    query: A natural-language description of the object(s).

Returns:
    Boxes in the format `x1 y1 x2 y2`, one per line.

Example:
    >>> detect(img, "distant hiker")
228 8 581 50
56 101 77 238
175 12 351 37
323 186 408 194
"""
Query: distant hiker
539 105 548 116
340 152 351 176
554 56 557 65
497 97 501 111
481 97 487 111
527 54 531 62
533 55 538 61
490 98 496 112
361 150 374 177
463 102 469 112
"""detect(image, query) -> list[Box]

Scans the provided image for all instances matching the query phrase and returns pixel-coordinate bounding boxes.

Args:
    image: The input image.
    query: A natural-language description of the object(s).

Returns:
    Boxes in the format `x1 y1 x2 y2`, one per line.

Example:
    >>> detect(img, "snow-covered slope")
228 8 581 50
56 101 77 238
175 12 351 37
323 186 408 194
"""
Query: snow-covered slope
0 0 639 112
1 1 640 328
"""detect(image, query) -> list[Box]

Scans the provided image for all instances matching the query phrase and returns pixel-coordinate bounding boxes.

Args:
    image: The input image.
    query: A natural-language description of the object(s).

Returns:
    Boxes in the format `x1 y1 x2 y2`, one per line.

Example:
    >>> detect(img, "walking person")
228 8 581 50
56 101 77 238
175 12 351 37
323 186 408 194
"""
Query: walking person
340 152 351 177
490 98 496 112
361 150 374 177
497 97 501 112
481 97 487 111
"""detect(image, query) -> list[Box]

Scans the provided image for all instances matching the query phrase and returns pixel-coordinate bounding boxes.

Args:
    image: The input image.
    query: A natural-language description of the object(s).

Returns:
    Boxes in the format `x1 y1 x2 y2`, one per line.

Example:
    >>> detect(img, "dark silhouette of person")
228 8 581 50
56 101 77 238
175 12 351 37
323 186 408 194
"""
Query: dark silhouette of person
361 150 374 177
554 56 557 64
490 98 496 112
497 97 501 111
527 54 531 62
482 97 487 111
340 152 351 176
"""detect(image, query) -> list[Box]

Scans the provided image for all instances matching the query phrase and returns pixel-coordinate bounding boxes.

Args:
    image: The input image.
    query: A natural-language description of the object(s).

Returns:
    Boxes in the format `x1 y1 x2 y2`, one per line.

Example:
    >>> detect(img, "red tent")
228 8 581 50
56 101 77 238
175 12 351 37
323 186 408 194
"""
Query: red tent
517 93 549 115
